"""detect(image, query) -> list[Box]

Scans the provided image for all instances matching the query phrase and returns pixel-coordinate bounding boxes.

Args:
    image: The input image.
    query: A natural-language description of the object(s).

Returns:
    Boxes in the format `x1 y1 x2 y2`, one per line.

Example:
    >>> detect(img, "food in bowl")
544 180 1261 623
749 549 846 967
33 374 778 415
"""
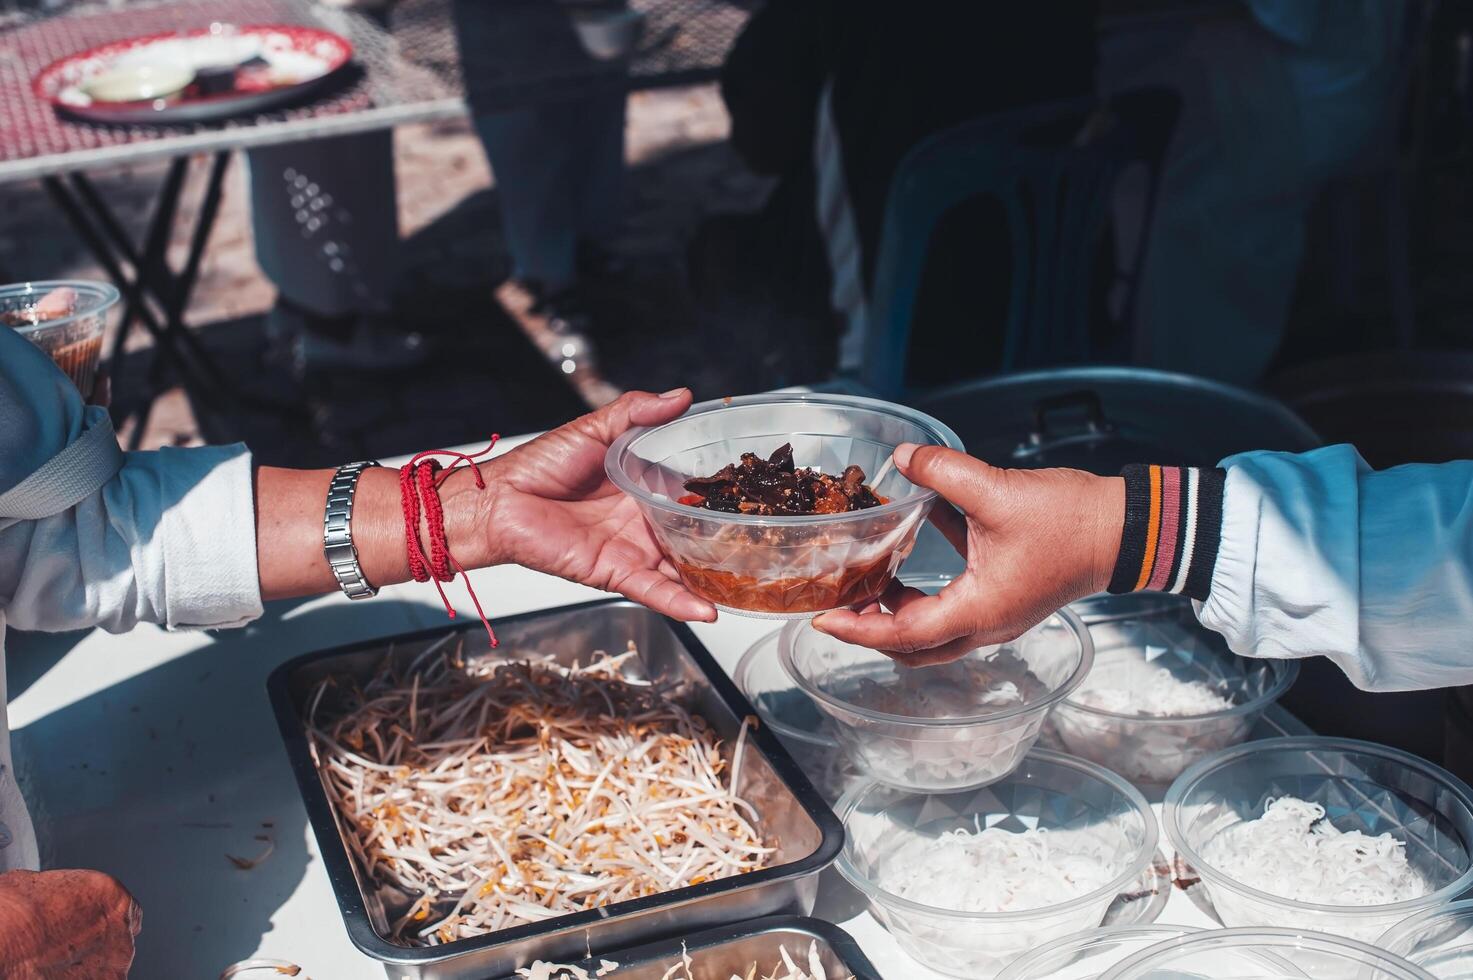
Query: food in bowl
1050 593 1297 786
837 752 1158 978
781 610 1092 792
679 444 884 515
1164 737 1473 942
1199 797 1429 906
605 393 964 618
1071 669 1233 716
878 822 1117 913
306 641 768 945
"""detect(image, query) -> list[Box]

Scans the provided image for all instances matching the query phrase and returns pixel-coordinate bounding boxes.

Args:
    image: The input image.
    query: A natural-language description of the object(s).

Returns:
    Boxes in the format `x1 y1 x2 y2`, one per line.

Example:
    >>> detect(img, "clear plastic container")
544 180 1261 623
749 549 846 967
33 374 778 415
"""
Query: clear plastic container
1051 593 1299 787
780 608 1093 792
1 280 117 395
1378 899 1473 978
836 749 1158 979
604 393 963 619
1096 926 1437 980
733 628 860 803
995 925 1203 980
1164 737 1473 942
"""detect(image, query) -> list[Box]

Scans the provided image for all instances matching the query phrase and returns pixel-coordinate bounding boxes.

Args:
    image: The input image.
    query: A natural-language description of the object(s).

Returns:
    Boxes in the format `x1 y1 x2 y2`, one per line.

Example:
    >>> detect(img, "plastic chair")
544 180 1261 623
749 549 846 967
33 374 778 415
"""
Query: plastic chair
1325 0 1440 350
857 87 1179 399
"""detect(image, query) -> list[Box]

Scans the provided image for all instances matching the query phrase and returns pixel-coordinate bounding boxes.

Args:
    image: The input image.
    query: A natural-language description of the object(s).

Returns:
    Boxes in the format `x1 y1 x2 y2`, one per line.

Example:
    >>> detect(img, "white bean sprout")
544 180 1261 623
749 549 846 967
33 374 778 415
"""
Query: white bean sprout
517 940 851 980
306 642 771 945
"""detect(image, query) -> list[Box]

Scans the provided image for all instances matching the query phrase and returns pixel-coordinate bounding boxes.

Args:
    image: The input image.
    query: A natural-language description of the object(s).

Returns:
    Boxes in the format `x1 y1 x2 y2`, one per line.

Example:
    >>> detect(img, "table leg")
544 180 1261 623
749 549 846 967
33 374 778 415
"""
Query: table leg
70 167 182 390
46 152 298 448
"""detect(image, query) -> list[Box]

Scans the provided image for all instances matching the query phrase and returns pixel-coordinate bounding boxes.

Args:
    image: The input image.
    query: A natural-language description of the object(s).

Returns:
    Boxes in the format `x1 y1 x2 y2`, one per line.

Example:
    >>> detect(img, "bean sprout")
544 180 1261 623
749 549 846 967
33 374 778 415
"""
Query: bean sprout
517 941 850 980
307 642 771 945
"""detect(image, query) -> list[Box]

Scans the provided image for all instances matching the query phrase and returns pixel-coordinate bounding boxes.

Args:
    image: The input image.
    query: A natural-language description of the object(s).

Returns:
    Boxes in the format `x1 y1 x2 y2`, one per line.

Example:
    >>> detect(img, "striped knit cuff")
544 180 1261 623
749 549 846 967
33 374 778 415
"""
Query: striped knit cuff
1107 464 1226 602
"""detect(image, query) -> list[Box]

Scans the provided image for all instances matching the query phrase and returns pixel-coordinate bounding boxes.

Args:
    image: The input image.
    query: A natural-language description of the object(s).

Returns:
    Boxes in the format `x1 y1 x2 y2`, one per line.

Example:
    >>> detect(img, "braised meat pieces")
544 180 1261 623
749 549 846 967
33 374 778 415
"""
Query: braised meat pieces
681 444 883 516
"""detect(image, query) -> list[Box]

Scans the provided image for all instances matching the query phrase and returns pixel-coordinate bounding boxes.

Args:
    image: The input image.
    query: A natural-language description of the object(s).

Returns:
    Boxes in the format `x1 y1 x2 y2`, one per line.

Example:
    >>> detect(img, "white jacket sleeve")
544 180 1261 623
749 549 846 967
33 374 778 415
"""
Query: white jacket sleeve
1196 444 1473 692
0 328 263 632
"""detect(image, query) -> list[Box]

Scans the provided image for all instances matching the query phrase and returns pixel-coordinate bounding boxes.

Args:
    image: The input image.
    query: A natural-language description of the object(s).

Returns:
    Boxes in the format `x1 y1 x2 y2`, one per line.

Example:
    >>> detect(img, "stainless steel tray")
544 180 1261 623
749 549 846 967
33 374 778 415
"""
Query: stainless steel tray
492 915 882 979
267 599 844 980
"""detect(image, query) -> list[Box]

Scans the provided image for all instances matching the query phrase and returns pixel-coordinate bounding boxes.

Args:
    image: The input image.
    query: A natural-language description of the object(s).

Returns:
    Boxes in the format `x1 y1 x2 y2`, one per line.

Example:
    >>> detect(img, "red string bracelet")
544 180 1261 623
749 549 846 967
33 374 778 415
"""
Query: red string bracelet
398 436 501 647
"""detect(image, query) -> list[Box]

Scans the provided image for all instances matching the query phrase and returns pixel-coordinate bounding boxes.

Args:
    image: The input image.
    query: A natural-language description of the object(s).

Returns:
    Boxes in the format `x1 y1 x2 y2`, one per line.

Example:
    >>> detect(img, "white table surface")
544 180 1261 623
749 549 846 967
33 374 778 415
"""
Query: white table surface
7 433 1291 979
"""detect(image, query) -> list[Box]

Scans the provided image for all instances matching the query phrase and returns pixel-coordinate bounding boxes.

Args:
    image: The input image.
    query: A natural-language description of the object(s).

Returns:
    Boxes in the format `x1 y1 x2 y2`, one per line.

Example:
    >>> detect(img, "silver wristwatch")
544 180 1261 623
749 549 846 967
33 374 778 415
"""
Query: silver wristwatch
323 460 382 600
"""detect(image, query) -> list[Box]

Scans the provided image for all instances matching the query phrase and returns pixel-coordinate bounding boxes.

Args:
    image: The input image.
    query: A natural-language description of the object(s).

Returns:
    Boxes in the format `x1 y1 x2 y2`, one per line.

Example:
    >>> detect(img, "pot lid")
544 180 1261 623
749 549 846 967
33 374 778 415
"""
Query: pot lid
900 367 1320 580
911 366 1320 474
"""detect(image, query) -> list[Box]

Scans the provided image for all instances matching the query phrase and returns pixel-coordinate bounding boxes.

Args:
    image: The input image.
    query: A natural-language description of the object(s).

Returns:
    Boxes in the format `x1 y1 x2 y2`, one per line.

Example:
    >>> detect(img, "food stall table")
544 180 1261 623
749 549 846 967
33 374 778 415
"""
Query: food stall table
6 432 1305 978
0 0 750 446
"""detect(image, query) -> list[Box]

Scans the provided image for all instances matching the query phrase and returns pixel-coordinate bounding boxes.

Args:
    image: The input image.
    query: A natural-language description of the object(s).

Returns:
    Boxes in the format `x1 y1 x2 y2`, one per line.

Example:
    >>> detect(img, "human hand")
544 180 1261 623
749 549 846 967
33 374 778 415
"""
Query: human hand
478 389 718 623
0 869 140 979
812 444 1123 666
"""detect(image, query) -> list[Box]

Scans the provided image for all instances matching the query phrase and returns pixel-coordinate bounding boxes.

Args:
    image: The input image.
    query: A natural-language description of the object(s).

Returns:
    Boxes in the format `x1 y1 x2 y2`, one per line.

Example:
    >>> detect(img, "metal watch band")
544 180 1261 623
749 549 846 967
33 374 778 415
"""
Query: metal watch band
323 460 382 600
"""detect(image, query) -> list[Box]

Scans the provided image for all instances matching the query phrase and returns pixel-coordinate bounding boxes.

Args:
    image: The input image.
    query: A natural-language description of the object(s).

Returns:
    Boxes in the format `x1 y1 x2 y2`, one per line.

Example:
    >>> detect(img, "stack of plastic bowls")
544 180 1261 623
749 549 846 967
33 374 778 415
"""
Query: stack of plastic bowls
733 628 859 803
1379 899 1473 977
995 926 1203 980
780 608 1092 792
1096 927 1436 979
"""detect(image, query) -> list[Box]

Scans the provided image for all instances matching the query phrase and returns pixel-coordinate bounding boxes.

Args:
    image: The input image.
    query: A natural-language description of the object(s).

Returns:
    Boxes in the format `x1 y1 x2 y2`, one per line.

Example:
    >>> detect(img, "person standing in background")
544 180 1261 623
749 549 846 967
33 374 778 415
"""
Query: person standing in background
721 1 1099 384
247 0 631 371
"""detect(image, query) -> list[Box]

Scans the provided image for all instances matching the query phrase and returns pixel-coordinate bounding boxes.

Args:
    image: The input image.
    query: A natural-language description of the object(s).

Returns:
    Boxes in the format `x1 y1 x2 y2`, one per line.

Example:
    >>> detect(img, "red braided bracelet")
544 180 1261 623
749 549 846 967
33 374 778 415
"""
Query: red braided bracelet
398 436 501 647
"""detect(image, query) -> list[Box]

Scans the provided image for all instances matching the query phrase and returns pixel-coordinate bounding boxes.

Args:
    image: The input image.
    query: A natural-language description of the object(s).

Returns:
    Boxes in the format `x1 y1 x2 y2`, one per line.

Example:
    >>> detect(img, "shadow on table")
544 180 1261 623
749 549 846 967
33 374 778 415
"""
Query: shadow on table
5 626 93 702
10 596 436 977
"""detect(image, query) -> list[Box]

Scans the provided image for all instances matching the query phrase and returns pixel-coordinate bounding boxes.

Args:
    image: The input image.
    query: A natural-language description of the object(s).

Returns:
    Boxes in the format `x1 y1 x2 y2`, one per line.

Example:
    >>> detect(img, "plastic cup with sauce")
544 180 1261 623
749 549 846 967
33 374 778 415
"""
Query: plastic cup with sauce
1 281 118 396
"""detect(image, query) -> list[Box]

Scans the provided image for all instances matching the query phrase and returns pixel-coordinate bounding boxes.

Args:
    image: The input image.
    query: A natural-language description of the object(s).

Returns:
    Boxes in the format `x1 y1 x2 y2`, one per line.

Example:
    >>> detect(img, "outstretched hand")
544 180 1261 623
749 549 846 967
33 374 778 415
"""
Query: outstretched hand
485 389 718 624
0 869 140 979
811 444 1123 666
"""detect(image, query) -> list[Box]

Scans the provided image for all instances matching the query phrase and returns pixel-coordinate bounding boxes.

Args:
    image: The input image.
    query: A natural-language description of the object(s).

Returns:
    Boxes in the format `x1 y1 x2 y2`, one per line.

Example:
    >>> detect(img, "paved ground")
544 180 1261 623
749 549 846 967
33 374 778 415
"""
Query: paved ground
1 84 837 465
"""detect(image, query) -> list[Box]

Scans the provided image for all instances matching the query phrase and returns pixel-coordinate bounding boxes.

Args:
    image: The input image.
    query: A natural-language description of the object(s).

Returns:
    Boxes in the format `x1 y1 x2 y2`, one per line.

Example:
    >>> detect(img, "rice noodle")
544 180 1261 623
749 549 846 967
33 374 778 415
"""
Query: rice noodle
1072 668 1234 717
1200 796 1429 905
306 642 770 945
517 941 850 980
877 822 1118 912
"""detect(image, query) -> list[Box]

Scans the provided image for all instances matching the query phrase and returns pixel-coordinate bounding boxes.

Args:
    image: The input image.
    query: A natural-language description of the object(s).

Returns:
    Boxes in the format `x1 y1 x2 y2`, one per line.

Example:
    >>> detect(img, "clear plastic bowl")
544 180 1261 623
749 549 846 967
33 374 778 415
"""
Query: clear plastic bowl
836 749 1158 979
1051 593 1299 787
733 628 860 803
1097 926 1437 980
604 393 963 619
995 925 1203 980
1379 899 1473 977
1 280 117 395
1164 737 1473 942
779 607 1093 792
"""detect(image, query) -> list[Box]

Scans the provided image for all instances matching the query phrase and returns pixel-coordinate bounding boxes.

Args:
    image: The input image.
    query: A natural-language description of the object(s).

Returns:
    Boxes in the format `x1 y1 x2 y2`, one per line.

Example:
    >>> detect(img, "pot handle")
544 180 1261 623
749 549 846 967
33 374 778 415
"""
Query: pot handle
1026 390 1114 450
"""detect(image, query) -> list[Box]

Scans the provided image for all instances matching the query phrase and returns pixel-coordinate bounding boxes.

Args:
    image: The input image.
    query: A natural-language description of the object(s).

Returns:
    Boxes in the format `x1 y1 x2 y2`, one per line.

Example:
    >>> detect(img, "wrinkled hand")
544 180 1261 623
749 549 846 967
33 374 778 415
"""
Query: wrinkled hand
484 389 717 623
812 444 1123 666
0 869 140 979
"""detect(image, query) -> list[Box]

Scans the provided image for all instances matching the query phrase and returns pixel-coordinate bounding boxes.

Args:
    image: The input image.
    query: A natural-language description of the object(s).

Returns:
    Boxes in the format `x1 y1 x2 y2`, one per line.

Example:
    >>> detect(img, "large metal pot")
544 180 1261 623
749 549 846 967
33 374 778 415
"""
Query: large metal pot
900 366 1321 578
1270 350 1473 468
1270 351 1473 774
